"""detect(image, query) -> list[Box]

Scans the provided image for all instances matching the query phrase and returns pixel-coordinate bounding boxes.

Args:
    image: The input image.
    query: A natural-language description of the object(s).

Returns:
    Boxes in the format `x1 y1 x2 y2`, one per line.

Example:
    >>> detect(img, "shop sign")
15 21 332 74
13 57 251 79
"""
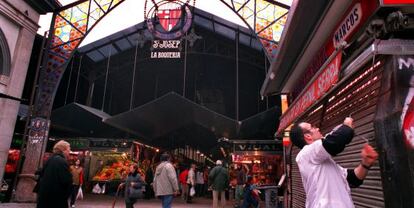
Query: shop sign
234 143 283 152
333 3 362 48
381 0 414 5
150 40 181 59
292 0 378 99
68 139 89 150
278 52 342 133
89 139 131 148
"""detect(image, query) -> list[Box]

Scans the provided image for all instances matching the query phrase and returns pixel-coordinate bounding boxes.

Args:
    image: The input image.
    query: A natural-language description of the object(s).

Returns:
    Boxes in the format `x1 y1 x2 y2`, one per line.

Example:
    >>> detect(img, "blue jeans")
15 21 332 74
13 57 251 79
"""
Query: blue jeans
160 195 174 208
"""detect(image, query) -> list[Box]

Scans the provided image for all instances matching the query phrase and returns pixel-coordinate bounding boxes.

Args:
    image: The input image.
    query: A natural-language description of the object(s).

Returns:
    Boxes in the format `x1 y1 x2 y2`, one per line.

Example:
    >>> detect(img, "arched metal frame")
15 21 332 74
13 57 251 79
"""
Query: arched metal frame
35 0 289 118
0 28 11 76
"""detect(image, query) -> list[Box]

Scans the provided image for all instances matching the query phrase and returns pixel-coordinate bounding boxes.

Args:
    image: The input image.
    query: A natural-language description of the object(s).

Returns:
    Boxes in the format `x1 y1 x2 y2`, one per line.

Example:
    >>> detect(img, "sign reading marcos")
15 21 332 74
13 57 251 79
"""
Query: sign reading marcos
277 52 343 133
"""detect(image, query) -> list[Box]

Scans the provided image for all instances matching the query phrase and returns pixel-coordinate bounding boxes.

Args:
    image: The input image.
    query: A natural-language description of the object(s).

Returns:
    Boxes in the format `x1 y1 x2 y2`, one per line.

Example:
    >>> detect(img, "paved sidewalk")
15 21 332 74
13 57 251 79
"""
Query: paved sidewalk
0 194 235 208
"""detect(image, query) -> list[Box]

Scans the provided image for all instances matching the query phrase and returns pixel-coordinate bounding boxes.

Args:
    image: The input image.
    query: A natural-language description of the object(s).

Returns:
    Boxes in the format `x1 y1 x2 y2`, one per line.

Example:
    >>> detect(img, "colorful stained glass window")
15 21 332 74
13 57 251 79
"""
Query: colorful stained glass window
222 0 290 59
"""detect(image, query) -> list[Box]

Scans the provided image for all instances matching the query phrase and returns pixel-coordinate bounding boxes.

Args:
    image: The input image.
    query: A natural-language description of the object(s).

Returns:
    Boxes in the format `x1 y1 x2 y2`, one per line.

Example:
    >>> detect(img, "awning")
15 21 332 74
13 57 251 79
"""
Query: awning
261 0 352 96
103 92 239 139
51 103 124 137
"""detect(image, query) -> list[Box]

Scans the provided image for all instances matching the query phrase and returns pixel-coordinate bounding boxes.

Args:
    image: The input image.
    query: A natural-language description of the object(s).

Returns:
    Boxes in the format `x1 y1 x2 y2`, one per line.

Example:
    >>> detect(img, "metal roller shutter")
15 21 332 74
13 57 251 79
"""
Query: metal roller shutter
289 60 385 208
321 60 385 208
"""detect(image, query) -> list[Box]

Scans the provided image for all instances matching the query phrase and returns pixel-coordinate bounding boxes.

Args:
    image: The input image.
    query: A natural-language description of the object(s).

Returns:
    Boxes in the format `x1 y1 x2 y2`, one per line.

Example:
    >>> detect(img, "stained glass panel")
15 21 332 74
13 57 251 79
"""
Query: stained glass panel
95 0 113 12
89 0 105 29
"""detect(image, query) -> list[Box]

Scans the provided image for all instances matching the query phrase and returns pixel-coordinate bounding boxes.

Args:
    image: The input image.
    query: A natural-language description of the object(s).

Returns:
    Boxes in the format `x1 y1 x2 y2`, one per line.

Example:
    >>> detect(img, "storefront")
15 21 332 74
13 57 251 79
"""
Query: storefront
230 140 284 207
231 140 284 185
61 138 158 195
262 0 414 207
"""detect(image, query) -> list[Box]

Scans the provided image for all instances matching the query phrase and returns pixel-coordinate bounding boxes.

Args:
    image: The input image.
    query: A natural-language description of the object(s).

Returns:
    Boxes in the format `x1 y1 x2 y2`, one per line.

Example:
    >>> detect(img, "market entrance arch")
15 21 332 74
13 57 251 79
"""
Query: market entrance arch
15 0 290 201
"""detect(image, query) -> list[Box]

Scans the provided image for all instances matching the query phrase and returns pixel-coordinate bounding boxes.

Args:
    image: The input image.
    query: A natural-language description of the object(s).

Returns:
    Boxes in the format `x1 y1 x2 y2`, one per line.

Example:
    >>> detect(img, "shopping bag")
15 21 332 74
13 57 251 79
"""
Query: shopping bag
76 187 83 200
190 187 196 197
101 184 106 194
92 183 101 194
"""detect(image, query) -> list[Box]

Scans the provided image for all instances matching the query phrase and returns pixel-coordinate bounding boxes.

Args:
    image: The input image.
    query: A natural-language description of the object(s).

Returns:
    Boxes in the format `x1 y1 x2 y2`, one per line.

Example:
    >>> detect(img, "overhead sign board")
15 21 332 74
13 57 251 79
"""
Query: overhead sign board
382 0 414 5
233 141 283 154
277 52 343 134
333 3 362 48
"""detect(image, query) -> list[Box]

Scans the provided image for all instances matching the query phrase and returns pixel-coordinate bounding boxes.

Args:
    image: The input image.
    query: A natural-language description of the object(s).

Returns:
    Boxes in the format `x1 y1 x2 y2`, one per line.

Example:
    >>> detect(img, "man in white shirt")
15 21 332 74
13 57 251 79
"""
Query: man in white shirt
290 117 378 208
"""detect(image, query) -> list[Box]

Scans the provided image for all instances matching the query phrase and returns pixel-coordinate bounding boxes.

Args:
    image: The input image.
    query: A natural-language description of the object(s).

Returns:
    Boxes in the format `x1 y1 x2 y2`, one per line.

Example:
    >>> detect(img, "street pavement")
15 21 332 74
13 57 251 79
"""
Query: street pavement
0 194 235 208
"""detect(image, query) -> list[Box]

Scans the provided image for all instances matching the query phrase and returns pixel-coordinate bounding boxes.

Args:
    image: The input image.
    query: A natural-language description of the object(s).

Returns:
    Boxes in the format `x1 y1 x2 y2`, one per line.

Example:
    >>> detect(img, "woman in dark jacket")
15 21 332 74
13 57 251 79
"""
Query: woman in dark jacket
37 140 73 208
124 164 144 208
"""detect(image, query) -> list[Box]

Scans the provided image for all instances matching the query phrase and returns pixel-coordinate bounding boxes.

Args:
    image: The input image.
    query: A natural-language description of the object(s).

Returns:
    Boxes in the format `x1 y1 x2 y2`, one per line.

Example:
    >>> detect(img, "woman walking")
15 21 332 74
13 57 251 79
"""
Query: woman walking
70 159 84 208
124 164 145 208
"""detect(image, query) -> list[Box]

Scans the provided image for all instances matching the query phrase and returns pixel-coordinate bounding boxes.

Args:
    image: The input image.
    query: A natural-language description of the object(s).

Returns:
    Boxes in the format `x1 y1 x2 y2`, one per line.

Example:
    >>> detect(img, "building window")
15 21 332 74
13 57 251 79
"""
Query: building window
0 28 11 76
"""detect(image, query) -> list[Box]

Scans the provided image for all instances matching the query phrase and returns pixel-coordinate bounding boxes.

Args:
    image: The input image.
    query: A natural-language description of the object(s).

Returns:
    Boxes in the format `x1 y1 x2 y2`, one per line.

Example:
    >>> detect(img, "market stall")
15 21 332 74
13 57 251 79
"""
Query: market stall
261 0 414 207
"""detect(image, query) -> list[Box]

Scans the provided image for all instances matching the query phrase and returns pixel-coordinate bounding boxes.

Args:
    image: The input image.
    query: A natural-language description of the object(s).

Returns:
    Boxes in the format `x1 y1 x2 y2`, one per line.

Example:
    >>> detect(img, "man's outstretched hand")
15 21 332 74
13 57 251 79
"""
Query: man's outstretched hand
361 144 379 167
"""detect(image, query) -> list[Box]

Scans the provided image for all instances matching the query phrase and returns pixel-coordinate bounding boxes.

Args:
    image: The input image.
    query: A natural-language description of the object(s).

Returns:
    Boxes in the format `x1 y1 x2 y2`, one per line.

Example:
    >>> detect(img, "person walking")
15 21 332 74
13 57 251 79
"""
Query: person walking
153 153 179 208
290 117 379 208
123 164 145 208
179 166 189 201
209 160 229 208
235 165 246 207
69 159 84 208
36 140 73 208
196 168 205 197
241 176 259 208
186 163 196 203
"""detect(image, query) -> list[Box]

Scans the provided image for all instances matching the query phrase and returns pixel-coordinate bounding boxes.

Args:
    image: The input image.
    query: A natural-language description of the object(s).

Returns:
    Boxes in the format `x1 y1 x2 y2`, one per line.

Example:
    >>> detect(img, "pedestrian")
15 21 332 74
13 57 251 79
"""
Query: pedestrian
69 159 84 208
144 164 154 199
203 167 209 197
153 153 179 208
123 164 145 208
179 166 189 201
241 176 259 208
36 140 73 208
235 165 246 207
186 163 196 203
290 117 379 208
196 167 205 197
209 160 229 208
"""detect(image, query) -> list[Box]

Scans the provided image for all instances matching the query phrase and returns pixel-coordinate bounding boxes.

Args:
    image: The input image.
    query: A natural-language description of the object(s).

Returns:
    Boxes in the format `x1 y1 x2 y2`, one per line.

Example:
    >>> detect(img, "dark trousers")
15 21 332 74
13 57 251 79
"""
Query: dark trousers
186 184 193 202
70 185 80 206
196 184 204 197
144 184 154 199
125 202 135 208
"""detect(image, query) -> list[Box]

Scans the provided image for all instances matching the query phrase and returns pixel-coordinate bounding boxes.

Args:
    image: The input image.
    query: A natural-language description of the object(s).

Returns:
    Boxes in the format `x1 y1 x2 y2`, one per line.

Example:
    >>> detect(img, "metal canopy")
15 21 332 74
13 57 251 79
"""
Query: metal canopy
239 106 280 138
260 0 341 96
103 92 238 140
51 102 124 137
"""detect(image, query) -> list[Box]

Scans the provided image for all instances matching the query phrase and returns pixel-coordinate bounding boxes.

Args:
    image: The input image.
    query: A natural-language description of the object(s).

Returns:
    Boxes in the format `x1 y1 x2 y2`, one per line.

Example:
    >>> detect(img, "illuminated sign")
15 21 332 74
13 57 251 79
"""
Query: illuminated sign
278 52 342 133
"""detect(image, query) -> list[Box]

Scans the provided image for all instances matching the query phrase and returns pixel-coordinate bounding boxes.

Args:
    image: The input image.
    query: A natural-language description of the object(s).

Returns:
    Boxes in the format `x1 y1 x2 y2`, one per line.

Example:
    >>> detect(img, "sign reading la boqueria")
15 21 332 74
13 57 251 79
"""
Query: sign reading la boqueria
277 52 343 134
151 40 181 58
